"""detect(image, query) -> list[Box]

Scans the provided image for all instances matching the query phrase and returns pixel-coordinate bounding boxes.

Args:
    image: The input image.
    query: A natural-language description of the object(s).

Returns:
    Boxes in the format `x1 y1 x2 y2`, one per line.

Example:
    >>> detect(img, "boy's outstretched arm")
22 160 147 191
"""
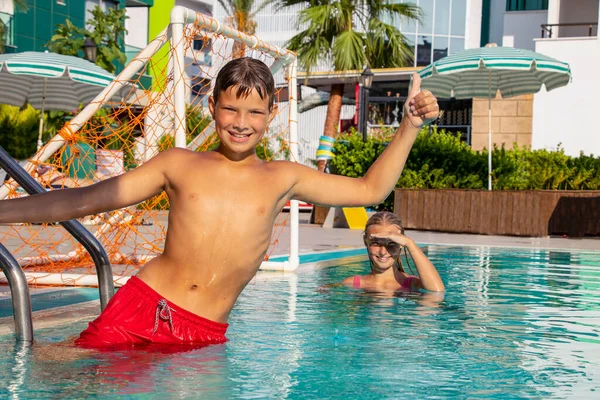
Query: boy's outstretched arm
290 74 439 207
0 148 179 224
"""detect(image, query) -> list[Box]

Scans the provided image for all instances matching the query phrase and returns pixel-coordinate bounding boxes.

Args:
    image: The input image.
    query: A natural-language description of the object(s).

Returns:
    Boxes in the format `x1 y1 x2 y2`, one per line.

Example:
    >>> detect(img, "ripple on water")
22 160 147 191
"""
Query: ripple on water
0 246 599 398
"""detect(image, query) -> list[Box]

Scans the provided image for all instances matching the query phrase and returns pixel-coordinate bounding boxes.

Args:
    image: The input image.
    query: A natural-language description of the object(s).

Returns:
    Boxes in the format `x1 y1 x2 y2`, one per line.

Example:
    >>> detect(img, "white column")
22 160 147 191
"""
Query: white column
170 6 187 149
547 0 561 37
465 0 484 49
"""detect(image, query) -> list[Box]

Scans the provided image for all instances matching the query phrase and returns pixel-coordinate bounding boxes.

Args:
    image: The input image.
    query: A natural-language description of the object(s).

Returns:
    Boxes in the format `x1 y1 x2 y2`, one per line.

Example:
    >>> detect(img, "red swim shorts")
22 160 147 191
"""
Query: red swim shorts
75 276 228 348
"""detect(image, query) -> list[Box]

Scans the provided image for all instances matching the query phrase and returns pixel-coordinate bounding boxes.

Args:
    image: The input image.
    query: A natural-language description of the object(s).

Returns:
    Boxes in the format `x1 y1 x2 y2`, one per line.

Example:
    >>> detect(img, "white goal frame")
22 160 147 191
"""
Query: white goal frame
0 6 299 285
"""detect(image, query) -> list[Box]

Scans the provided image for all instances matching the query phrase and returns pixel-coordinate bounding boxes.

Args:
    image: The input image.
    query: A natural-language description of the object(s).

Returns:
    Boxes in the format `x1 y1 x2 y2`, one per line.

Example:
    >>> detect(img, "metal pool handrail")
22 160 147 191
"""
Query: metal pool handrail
0 243 33 342
0 145 114 316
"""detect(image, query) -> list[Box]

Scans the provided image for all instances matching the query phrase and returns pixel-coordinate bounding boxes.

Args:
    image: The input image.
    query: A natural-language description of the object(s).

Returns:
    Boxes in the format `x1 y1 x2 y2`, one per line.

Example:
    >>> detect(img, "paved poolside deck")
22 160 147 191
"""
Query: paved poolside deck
1 211 598 256
281 212 600 253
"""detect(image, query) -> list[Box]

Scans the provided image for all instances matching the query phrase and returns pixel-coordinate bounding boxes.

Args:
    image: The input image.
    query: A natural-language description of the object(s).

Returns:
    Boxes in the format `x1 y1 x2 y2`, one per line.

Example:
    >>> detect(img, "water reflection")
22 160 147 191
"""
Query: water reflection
8 342 31 400
4 341 232 398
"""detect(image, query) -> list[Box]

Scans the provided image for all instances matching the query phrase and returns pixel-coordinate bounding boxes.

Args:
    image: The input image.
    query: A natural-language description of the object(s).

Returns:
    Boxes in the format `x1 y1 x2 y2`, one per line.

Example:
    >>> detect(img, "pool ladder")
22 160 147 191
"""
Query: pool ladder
0 145 114 342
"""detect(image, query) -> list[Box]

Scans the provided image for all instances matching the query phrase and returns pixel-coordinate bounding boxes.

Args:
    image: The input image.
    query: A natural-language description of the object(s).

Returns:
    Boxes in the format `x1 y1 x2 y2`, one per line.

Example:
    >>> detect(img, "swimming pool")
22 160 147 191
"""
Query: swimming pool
1 245 599 399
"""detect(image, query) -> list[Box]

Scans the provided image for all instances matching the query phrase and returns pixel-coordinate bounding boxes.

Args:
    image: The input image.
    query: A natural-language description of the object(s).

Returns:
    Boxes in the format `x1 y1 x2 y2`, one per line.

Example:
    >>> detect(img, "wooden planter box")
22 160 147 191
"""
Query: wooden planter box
393 189 600 237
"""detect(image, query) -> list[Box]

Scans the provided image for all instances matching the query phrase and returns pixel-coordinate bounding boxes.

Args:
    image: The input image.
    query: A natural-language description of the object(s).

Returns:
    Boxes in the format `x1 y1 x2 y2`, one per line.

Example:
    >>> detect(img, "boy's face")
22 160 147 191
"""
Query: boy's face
209 86 277 158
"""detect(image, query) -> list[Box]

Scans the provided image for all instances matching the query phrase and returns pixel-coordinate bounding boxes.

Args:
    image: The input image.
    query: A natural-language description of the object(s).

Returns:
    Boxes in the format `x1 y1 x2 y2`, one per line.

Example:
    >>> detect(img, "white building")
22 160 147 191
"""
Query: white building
486 0 600 156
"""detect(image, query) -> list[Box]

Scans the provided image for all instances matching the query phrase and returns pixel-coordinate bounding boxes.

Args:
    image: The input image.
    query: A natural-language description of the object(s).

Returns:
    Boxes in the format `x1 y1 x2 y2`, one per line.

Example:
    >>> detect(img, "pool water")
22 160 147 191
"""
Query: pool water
1 246 599 399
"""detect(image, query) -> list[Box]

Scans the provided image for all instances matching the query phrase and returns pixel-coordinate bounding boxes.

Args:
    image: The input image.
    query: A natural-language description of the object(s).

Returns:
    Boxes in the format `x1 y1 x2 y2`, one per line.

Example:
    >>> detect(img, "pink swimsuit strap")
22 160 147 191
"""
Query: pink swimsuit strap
401 277 414 290
353 275 415 290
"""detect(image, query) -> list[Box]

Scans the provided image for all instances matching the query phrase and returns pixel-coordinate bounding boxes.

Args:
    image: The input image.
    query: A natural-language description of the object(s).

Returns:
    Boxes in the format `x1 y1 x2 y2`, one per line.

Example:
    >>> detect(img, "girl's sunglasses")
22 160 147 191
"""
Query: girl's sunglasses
367 237 402 252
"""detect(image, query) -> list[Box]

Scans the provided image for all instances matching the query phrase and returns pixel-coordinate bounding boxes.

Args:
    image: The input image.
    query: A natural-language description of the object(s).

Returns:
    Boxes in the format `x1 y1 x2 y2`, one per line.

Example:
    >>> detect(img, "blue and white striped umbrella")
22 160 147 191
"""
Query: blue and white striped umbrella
0 51 122 111
417 45 572 190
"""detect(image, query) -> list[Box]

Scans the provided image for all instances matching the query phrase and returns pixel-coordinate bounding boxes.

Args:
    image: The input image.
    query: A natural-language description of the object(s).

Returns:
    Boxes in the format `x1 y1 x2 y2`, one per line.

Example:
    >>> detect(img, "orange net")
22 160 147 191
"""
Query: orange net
0 12 297 286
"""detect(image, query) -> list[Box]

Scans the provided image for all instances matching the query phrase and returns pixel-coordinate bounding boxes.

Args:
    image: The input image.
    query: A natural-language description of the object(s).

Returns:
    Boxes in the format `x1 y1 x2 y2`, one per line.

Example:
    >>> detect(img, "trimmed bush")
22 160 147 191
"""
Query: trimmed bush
330 128 600 210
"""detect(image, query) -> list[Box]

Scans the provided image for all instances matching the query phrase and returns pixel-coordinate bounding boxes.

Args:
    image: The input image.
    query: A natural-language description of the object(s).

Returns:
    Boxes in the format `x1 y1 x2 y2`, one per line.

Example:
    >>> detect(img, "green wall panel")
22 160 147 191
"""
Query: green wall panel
481 0 491 47
69 1 85 20
13 0 87 52
10 0 136 53
34 11 53 44
148 0 175 91
14 8 34 36
14 35 33 51
36 0 52 11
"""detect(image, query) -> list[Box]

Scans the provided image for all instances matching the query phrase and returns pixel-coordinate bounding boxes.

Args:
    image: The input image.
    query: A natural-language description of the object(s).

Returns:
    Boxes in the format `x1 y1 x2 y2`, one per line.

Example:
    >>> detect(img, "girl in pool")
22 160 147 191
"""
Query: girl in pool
343 211 444 292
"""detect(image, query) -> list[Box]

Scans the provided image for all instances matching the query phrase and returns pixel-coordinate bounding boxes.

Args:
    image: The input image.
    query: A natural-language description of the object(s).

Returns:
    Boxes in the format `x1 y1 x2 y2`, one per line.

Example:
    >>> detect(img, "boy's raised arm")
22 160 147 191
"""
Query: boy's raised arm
290 74 439 207
0 148 178 224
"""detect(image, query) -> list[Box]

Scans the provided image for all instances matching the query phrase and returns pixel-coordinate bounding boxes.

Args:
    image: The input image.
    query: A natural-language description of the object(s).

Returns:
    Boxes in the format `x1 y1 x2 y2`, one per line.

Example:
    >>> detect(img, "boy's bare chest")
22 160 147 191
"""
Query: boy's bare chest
168 165 289 216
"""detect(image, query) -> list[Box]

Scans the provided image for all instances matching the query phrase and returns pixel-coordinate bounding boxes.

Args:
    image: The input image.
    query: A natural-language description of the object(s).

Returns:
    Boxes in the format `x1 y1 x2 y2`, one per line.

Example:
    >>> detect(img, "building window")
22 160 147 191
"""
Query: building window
192 37 212 66
0 12 14 48
506 0 549 11
399 0 467 67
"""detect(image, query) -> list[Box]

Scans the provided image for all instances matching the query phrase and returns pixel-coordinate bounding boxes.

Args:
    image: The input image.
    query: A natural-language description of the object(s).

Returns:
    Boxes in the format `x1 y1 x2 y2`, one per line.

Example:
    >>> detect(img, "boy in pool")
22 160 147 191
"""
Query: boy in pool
343 211 444 292
0 57 439 348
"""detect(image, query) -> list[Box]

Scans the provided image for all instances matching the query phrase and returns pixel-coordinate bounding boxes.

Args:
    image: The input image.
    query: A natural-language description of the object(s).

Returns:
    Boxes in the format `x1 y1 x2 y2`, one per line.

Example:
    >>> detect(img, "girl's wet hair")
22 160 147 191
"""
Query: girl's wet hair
364 211 405 236
213 57 275 109
363 211 412 274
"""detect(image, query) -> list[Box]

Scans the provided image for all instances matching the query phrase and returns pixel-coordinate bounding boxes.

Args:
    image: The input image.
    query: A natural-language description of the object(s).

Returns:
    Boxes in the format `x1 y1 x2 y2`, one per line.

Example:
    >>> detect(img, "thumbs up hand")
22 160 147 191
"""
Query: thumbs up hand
403 73 440 129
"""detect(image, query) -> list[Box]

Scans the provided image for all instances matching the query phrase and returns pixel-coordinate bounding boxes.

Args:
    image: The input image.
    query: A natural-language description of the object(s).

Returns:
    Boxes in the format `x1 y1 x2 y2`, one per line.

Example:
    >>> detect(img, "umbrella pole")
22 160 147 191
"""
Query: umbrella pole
36 78 47 151
488 72 492 191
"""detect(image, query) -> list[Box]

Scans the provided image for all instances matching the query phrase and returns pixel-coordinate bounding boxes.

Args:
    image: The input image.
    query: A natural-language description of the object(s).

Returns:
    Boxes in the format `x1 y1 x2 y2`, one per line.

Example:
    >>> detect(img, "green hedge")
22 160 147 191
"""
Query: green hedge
330 128 600 210
0 105 47 160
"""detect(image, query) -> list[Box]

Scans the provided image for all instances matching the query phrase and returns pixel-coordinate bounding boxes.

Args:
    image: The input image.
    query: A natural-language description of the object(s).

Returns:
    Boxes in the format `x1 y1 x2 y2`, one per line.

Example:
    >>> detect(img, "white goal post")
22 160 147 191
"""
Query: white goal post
0 6 300 286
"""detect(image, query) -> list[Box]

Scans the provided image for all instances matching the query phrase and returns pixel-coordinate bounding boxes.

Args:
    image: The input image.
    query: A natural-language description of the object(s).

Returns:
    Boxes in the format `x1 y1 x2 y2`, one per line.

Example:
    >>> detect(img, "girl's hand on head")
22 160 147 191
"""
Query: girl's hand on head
370 233 414 247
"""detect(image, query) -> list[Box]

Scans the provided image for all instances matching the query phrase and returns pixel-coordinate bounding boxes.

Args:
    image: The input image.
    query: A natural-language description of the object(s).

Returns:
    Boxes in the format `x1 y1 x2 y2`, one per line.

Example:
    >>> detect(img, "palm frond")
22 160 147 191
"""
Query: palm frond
252 0 277 16
216 0 233 15
366 19 413 68
14 0 29 12
278 0 323 8
287 32 330 75
298 4 348 35
231 0 255 15
332 30 366 71
287 0 422 72
377 3 423 24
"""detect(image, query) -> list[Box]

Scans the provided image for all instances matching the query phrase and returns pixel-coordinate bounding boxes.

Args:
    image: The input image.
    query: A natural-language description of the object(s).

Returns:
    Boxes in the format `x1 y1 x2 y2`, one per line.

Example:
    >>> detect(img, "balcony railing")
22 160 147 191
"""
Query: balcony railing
541 22 598 38
0 12 15 51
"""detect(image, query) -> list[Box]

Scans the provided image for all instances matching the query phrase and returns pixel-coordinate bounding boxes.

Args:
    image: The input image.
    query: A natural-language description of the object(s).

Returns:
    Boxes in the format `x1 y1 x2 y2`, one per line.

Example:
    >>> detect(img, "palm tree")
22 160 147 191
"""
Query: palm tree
282 0 421 171
217 0 274 57
0 0 29 54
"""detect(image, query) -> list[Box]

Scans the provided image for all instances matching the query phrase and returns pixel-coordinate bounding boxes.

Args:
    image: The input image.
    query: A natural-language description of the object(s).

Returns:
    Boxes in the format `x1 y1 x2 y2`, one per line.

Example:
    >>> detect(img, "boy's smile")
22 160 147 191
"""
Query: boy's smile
209 86 277 159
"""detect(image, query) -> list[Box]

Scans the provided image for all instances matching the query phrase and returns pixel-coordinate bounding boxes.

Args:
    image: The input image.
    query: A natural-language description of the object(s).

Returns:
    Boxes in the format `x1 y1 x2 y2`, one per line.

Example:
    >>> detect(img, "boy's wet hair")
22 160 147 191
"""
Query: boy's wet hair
213 57 275 109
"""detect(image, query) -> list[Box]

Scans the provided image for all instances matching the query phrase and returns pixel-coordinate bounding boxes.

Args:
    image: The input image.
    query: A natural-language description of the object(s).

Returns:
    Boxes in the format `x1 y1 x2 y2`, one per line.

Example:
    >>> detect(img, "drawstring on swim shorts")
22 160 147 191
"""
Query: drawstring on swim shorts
152 299 175 335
